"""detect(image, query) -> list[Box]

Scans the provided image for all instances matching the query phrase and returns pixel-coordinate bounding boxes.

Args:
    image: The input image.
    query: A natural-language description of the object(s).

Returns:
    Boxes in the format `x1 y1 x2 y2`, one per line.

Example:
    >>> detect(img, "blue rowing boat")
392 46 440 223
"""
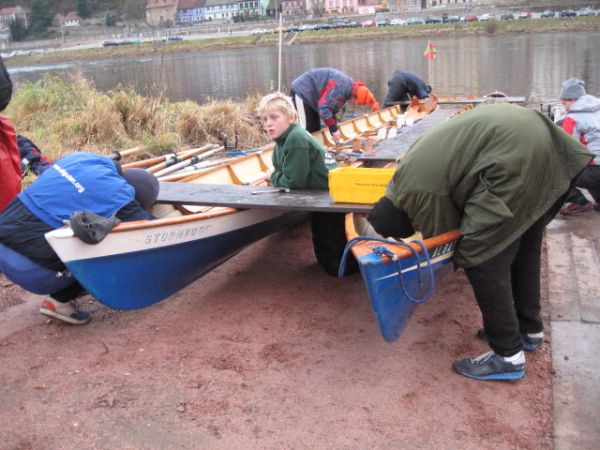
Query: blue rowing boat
342 214 460 342
45 149 304 310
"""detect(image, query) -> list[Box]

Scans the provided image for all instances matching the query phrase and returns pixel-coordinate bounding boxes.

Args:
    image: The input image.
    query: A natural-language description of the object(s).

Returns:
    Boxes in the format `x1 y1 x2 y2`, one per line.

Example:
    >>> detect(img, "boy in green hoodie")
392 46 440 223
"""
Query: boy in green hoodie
256 92 351 277
257 92 336 189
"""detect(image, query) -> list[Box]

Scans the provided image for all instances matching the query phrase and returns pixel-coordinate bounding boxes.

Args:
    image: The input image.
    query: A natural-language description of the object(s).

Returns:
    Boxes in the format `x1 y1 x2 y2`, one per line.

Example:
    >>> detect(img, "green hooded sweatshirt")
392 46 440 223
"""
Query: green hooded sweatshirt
385 103 593 268
270 124 337 189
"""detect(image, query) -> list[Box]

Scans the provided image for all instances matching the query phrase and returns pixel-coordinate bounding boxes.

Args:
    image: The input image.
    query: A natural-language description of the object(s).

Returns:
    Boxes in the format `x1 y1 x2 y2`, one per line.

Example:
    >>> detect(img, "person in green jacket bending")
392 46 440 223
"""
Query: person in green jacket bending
368 103 593 381
257 92 349 276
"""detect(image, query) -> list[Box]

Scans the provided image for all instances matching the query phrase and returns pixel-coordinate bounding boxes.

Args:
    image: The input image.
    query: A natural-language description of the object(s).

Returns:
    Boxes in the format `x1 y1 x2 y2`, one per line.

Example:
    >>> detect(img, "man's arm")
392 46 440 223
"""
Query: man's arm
317 80 344 133
116 200 156 222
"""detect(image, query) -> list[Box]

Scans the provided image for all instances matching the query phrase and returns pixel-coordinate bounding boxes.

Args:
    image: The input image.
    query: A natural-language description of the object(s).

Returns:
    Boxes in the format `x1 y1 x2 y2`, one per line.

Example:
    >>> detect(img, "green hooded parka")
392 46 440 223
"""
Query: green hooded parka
385 103 593 267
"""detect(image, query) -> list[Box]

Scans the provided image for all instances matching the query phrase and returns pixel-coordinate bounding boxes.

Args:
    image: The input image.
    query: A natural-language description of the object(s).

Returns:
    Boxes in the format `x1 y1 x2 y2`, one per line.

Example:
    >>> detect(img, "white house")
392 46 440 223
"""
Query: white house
63 11 81 27
0 6 29 30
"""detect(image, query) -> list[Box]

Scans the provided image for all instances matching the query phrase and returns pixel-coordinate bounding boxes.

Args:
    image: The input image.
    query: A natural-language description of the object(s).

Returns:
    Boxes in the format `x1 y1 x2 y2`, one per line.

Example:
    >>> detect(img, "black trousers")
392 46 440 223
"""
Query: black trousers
565 165 600 205
464 216 548 356
290 89 322 133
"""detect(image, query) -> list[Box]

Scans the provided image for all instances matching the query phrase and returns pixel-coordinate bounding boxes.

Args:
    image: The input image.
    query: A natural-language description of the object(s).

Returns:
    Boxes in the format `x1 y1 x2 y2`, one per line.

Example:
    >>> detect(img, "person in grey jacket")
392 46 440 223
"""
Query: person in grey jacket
558 78 600 216
382 70 431 108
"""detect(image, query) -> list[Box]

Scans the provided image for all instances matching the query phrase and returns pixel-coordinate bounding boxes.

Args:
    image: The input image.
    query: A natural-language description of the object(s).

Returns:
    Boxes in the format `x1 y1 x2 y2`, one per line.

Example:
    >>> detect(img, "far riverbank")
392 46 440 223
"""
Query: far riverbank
6 16 600 67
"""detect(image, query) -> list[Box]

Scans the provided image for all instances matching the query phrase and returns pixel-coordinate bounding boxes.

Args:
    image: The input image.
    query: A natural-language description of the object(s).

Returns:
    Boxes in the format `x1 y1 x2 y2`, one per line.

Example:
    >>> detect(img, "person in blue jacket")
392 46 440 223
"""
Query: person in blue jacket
290 67 379 144
0 152 159 325
382 70 432 108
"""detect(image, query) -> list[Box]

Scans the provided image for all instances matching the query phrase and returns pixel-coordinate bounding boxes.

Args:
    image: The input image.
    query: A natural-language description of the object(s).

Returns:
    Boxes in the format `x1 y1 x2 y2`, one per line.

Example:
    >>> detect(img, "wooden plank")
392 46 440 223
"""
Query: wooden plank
360 105 463 162
157 182 374 214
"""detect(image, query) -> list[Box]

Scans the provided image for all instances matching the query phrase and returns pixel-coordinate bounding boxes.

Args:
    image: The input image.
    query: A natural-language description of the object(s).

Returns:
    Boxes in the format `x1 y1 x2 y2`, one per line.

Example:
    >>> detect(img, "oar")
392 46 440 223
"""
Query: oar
122 152 177 169
107 146 145 161
121 146 208 169
146 144 216 173
157 157 235 181
153 147 224 177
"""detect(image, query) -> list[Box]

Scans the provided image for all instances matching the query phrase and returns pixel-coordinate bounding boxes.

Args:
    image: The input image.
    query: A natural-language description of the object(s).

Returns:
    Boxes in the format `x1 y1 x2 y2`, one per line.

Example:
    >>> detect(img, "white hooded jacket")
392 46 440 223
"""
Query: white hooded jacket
563 94 600 164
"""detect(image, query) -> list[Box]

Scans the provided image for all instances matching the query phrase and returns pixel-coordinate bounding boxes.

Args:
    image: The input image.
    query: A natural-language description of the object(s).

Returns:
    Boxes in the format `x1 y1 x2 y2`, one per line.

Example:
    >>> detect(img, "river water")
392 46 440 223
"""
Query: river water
8 31 600 104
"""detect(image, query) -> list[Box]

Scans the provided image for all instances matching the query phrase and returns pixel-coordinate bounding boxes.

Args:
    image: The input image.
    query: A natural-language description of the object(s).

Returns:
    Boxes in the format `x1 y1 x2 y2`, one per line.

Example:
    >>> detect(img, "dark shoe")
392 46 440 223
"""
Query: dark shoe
594 203 600 212
453 351 525 380
560 202 593 216
476 328 543 351
40 298 92 325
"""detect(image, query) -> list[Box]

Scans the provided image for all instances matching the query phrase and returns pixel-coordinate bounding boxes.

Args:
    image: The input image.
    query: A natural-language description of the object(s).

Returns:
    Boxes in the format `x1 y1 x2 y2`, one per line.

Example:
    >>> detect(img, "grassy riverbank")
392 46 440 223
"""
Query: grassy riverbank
4 75 267 161
6 16 600 67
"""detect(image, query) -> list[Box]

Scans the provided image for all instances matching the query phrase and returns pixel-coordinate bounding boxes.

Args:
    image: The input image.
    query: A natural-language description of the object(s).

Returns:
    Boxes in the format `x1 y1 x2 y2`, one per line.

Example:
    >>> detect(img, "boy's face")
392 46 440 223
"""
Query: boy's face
561 99 574 111
261 109 293 140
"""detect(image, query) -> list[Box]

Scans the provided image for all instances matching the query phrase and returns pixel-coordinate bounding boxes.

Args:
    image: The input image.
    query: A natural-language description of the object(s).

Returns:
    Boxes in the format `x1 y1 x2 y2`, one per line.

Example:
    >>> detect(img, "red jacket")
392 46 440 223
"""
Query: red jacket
0 116 21 211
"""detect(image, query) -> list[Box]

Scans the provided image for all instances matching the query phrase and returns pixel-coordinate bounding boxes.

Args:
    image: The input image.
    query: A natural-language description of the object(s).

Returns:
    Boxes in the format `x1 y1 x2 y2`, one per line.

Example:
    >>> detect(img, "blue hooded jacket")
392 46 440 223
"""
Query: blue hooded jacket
18 152 135 228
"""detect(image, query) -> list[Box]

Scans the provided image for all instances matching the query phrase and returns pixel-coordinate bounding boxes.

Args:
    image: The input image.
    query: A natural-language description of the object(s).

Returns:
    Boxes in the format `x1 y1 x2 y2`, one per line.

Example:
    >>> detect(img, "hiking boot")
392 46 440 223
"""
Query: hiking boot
476 328 543 351
560 202 593 216
453 351 525 380
40 298 91 325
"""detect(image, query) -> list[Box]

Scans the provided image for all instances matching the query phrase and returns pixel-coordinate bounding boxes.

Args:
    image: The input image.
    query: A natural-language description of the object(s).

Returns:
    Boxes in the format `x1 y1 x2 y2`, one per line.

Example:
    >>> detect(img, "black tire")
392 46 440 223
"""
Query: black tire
311 212 358 277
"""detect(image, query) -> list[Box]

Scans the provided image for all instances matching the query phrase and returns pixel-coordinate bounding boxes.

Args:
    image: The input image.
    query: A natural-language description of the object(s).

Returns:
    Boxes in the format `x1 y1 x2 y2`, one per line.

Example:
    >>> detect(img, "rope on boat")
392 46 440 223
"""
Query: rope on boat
338 236 435 305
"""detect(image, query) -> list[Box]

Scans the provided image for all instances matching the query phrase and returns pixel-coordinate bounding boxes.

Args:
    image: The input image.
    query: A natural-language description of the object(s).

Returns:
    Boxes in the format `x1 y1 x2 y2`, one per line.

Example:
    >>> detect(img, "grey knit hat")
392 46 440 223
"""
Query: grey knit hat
559 78 586 100
123 169 159 208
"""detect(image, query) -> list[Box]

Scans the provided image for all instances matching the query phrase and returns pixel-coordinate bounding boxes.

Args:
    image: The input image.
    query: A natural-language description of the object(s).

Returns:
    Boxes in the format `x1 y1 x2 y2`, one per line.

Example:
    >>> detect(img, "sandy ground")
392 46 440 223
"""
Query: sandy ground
0 223 553 449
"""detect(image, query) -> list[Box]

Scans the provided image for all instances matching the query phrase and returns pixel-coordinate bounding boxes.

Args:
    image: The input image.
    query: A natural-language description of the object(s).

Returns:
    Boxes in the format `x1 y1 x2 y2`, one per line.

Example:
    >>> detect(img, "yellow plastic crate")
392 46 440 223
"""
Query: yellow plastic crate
328 167 395 204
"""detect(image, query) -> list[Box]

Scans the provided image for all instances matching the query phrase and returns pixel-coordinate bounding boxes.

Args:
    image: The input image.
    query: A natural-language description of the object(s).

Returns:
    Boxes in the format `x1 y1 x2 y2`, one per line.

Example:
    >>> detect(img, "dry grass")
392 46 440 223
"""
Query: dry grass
5 74 269 161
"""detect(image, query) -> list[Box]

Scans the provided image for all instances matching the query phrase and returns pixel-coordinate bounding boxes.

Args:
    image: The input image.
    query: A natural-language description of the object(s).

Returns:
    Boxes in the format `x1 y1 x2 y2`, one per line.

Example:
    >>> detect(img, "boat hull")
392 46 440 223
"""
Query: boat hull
47 209 307 310
346 214 460 342
356 241 456 342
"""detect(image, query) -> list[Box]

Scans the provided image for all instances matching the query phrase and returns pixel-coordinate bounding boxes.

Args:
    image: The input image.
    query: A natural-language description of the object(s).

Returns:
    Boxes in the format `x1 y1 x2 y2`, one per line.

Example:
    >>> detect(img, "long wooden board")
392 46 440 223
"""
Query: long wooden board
157 182 373 214
360 105 464 162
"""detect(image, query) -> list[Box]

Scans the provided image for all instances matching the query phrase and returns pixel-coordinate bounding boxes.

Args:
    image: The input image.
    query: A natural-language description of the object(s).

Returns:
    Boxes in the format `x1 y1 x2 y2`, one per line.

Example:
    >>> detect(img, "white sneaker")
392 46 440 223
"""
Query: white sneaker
40 298 91 325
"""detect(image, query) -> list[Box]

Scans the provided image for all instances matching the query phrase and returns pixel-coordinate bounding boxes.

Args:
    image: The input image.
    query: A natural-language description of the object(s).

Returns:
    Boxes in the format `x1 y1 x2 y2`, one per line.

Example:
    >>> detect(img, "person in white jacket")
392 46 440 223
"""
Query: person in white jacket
558 78 600 216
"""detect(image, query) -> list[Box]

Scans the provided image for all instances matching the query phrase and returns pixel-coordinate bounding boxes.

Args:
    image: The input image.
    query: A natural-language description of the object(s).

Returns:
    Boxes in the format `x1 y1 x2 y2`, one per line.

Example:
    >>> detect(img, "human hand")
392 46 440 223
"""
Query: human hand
265 168 274 181
331 130 341 145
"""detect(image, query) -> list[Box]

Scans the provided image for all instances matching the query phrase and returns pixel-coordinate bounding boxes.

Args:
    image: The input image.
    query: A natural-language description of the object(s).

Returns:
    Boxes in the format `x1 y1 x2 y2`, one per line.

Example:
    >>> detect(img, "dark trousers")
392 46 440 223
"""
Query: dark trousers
566 165 600 205
290 89 322 133
464 215 547 356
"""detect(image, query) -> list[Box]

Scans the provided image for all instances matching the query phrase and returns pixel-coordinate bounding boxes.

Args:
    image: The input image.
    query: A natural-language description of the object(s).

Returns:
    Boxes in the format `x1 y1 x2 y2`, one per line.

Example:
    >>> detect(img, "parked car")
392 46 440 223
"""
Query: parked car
329 18 349 29
424 16 442 24
405 17 424 25
390 18 406 26
541 10 555 18
286 25 301 32
375 17 391 26
298 24 316 32
463 15 478 22
499 12 515 20
314 23 333 30
518 11 532 19
251 28 271 35
559 9 577 17
362 19 376 28
102 40 119 47
578 8 596 16
478 13 495 21
167 36 182 41
447 15 461 23
346 21 361 28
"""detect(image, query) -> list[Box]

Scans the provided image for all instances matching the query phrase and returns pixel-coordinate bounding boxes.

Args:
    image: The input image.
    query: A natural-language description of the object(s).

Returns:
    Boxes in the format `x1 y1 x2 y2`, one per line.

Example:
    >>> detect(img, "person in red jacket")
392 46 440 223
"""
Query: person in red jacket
0 55 20 212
